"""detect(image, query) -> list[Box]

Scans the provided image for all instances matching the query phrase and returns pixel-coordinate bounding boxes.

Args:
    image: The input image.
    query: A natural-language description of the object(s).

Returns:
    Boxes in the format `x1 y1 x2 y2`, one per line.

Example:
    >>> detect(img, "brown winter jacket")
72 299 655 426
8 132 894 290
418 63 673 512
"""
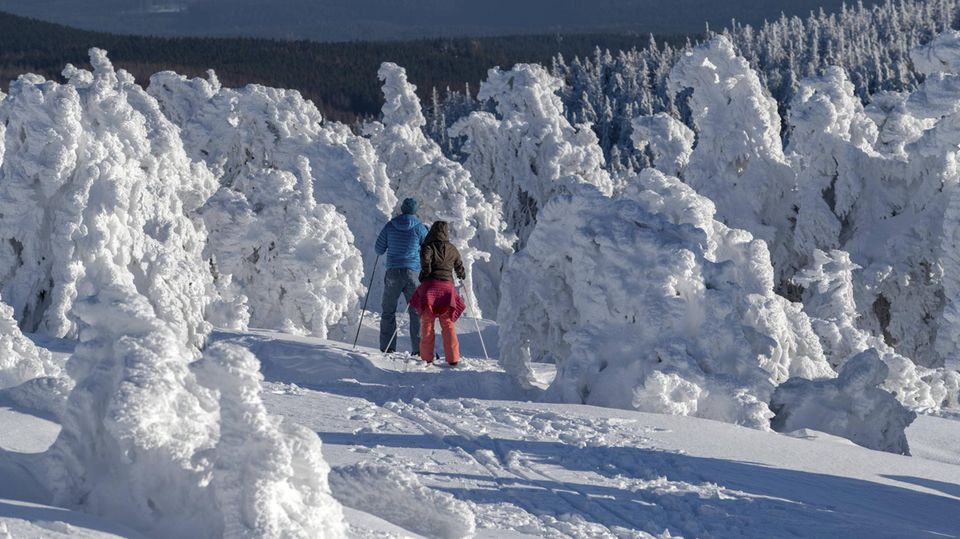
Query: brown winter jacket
419 221 466 283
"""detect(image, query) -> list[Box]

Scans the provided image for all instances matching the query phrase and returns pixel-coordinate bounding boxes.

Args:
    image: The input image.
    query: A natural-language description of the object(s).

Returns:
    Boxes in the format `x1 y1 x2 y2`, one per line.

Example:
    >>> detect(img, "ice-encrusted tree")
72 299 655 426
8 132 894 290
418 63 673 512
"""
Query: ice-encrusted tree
44 270 346 537
668 36 798 281
199 157 364 338
629 112 694 178
198 342 346 538
148 71 396 320
365 63 513 317
771 349 917 455
451 63 615 250
0 50 218 350
0 295 59 390
499 170 833 429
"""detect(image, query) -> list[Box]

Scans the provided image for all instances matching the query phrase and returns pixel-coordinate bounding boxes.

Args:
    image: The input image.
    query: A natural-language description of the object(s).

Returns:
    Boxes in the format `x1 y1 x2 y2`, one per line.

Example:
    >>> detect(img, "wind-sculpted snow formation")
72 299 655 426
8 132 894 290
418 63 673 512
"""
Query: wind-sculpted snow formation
0 50 217 350
44 272 345 537
498 170 833 429
0 295 59 389
148 71 394 329
910 29 960 76
366 63 513 317
668 36 798 281
451 63 615 250
771 349 917 455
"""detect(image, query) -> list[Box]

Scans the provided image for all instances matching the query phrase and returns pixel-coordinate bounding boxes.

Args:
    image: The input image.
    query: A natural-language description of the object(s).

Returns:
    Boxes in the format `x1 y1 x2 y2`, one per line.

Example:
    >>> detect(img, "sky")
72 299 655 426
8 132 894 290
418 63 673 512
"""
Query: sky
0 0 882 42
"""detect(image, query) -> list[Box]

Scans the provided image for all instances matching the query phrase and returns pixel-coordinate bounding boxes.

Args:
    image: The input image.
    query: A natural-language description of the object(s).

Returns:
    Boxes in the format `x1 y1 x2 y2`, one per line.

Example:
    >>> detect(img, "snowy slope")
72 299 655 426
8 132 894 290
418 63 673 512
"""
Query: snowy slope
3 319 958 538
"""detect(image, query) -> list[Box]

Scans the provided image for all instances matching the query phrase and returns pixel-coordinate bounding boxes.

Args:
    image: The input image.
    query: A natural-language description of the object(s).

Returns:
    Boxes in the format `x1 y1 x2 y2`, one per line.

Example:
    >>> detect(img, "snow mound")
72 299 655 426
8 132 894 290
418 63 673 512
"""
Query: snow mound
668 36 797 280
328 462 475 539
910 29 960 75
198 342 346 538
0 49 217 350
0 296 59 390
771 349 916 454
0 375 72 420
366 63 513 317
499 172 832 429
148 70 396 319
451 63 614 250
200 158 364 338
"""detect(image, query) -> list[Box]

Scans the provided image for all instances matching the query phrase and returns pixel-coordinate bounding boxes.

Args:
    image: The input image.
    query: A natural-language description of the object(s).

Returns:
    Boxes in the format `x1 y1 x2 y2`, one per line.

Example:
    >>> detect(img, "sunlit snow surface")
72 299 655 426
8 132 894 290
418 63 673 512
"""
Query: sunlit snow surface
2 317 958 538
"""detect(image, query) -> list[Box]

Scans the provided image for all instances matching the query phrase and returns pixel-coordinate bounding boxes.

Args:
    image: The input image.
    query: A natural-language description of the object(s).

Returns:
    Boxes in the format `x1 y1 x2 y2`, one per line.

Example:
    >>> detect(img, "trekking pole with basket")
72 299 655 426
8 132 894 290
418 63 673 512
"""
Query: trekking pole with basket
353 255 379 350
458 281 489 361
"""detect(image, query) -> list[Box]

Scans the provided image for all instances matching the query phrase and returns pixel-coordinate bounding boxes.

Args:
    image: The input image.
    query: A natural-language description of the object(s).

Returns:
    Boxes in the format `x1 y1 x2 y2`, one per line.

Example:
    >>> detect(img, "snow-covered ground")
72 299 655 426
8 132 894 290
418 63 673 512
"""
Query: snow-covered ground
2 316 958 538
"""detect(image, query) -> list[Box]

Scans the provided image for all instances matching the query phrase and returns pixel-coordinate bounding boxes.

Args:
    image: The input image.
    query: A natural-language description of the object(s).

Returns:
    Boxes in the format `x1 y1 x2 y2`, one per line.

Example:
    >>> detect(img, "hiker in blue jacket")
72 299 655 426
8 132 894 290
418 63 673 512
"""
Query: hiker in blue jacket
375 198 429 353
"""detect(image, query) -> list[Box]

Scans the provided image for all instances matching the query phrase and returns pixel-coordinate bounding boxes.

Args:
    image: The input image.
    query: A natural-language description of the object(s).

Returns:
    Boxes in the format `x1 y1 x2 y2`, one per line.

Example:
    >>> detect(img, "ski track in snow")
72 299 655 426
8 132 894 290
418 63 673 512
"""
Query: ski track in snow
2 319 959 538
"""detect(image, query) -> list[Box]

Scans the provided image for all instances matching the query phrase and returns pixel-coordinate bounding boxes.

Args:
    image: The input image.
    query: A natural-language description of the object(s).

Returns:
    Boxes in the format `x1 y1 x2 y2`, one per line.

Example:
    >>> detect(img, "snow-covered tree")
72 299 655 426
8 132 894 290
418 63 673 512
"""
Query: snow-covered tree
499 170 832 429
199 158 364 338
770 348 916 454
669 36 798 281
0 50 218 350
0 295 59 390
148 71 396 319
44 271 345 537
451 64 614 249
198 343 346 537
630 113 694 178
365 63 513 317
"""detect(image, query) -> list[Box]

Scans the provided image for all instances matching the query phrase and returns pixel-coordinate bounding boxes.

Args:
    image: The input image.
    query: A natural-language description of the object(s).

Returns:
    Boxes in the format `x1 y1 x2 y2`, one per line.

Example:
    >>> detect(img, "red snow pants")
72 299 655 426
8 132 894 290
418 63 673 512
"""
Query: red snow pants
419 305 460 365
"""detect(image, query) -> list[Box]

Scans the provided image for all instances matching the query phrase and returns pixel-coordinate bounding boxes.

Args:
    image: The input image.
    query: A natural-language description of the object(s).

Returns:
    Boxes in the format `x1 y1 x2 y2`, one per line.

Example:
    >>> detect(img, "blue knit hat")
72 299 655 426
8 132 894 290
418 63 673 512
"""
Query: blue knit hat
401 198 418 215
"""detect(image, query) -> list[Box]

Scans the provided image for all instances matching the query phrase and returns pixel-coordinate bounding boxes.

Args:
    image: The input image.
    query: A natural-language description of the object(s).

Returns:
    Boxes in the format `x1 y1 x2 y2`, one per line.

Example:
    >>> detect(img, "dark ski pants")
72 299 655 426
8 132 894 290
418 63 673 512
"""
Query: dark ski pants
380 268 421 352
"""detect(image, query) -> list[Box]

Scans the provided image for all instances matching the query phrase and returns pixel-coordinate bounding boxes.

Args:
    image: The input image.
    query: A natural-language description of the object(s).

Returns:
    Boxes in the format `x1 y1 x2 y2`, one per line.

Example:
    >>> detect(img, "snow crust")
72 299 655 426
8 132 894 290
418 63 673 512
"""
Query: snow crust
451 64 615 249
498 170 832 429
771 349 916 454
328 462 475 539
366 63 513 317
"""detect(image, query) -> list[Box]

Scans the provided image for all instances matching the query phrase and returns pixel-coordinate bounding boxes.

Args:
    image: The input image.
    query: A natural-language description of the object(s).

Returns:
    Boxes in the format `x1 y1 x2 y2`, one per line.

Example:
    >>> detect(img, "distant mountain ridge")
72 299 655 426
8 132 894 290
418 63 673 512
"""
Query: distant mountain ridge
0 0 882 42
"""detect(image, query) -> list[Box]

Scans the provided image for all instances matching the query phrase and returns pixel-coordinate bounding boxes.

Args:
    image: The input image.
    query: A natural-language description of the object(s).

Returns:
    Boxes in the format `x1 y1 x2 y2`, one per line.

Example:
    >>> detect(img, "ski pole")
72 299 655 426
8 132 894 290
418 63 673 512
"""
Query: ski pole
383 293 408 358
353 255 379 350
459 282 489 361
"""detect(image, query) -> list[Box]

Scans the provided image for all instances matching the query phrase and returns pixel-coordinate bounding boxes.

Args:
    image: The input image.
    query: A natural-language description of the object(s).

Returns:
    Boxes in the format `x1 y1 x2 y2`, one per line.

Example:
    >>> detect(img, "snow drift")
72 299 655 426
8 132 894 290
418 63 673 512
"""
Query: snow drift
498 170 832 429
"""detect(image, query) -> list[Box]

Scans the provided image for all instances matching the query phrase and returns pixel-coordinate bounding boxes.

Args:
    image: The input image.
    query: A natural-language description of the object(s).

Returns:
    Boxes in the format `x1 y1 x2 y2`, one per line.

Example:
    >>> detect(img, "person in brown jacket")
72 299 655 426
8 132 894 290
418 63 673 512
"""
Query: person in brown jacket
410 221 467 365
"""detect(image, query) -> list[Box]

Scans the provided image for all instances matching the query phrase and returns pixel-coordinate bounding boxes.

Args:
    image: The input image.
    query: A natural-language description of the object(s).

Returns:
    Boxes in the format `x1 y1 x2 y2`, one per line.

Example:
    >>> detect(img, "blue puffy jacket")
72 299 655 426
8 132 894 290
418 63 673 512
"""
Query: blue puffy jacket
375 214 429 270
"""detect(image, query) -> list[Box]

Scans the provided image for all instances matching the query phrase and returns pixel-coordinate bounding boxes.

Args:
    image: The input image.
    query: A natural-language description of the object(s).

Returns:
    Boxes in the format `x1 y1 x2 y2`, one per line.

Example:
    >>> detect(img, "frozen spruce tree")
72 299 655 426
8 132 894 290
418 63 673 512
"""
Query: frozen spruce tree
198 343 346 538
451 63 614 249
0 294 59 390
148 71 396 319
200 157 364 338
630 112 694 178
499 170 832 429
44 272 345 537
771 349 916 455
365 63 513 316
668 36 797 281
0 50 218 350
